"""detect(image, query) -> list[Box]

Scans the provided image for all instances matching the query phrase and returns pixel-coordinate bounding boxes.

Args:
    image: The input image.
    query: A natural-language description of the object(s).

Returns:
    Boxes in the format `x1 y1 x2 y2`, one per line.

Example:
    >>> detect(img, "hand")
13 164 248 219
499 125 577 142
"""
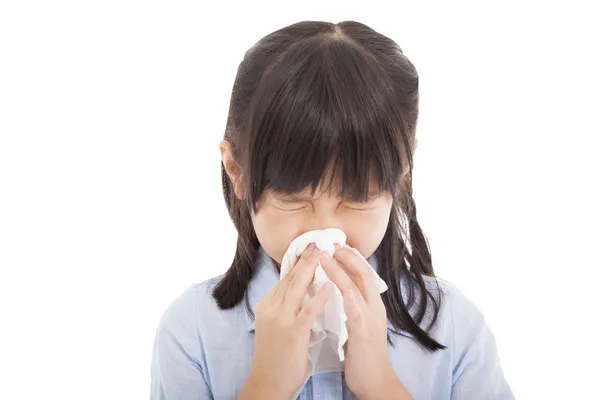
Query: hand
239 243 334 400
319 245 413 400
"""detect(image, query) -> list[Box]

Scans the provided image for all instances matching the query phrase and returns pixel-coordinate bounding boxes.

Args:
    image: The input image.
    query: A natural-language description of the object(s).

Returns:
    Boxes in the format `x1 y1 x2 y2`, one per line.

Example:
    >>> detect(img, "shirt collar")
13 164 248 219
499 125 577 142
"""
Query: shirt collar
244 246 387 332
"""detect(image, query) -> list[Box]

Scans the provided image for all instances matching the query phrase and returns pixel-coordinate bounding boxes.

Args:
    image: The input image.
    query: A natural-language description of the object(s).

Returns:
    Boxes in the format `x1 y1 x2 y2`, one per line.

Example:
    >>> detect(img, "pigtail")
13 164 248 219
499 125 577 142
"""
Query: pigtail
212 163 260 314
380 196 446 351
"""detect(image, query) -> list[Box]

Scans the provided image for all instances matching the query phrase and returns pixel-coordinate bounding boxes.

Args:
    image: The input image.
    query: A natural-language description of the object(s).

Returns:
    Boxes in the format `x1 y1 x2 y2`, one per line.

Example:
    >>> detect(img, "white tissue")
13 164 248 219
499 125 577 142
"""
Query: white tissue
279 228 388 375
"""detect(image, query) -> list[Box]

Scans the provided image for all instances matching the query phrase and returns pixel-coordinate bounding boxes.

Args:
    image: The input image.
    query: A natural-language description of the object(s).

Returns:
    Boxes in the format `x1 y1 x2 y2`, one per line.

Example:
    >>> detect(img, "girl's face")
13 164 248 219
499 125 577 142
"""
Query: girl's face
219 140 394 267
251 178 393 267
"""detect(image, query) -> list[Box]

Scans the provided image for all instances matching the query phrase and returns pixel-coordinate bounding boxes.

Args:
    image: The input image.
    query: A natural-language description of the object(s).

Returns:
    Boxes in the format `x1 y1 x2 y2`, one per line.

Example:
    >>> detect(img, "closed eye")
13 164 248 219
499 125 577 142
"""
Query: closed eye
275 206 305 211
274 203 309 211
340 192 382 209
342 199 378 210
344 205 376 211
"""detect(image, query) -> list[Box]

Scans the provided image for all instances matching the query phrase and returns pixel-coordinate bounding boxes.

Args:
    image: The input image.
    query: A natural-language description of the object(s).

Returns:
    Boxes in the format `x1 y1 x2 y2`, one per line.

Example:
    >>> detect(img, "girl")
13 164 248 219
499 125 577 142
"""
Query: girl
150 20 514 399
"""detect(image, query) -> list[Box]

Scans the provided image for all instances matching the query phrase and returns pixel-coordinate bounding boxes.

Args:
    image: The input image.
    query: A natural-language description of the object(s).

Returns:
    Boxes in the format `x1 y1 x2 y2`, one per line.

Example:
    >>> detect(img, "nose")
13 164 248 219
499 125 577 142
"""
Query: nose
303 208 344 234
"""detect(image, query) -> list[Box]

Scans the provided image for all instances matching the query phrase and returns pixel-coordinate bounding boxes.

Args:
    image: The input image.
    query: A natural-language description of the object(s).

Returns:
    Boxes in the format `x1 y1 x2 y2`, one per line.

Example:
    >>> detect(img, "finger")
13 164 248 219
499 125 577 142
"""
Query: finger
333 245 380 303
283 243 320 310
319 252 359 296
343 288 366 333
296 281 334 328
270 277 292 304
273 242 316 302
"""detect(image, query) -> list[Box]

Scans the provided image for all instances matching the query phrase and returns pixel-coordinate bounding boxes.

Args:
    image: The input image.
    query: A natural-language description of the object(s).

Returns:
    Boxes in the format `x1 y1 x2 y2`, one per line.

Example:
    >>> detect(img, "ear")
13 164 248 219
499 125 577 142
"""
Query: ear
219 140 246 200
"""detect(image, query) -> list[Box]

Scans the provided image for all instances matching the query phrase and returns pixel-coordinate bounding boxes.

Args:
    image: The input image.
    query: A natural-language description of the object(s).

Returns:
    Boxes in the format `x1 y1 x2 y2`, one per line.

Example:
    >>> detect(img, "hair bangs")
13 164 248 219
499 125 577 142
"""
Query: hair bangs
246 36 409 210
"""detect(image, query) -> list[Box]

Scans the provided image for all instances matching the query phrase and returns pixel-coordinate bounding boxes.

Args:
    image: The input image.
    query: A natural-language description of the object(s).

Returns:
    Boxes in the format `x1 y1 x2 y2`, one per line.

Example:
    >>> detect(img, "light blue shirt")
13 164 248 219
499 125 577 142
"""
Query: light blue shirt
150 247 514 399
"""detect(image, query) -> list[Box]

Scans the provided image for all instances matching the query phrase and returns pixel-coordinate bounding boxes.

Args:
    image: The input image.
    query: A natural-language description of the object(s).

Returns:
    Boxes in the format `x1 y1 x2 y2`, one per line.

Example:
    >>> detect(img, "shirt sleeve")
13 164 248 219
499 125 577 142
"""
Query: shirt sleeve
150 285 213 400
448 284 515 400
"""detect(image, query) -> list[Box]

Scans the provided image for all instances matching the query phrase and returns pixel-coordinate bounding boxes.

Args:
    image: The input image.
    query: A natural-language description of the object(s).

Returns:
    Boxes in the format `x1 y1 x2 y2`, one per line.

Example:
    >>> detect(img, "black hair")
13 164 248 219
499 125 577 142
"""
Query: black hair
213 20 446 352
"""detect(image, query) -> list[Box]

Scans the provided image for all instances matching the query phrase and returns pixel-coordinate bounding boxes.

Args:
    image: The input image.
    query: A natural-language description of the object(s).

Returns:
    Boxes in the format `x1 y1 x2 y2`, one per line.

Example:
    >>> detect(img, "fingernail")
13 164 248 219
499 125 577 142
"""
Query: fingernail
320 250 332 260
307 243 316 252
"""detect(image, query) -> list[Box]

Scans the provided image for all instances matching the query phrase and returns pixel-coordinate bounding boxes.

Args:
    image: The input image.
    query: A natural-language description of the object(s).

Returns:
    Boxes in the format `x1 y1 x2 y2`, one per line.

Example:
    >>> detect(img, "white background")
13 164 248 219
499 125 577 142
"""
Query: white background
1 1 598 399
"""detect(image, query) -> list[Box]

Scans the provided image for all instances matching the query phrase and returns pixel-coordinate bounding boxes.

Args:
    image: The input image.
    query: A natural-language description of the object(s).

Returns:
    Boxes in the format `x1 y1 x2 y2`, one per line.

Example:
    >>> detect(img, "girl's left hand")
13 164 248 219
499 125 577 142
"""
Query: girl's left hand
319 245 413 400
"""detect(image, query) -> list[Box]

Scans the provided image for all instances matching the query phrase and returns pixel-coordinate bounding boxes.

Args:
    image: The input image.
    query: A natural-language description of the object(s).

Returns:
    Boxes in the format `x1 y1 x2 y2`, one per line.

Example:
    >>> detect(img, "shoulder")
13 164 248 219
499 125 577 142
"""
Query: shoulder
432 277 486 331
156 274 249 345
428 278 506 376
399 274 487 342
402 274 482 316
157 275 226 331
154 280 208 343
414 275 484 318
423 279 515 398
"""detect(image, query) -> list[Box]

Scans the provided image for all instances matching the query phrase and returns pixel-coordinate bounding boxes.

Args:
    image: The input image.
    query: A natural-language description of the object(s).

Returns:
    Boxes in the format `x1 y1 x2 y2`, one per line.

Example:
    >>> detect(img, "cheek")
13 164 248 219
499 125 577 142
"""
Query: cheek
344 204 393 259
251 206 303 265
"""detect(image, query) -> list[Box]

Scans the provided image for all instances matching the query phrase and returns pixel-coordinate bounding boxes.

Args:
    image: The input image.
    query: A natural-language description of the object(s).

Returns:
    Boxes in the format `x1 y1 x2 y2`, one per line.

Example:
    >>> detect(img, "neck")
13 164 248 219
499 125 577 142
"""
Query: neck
270 257 281 272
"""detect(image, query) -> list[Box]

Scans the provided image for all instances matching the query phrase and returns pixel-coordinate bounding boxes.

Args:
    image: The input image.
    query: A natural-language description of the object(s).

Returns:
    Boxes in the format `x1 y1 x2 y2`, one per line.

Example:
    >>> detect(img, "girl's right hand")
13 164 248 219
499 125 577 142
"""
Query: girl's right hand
238 243 334 399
